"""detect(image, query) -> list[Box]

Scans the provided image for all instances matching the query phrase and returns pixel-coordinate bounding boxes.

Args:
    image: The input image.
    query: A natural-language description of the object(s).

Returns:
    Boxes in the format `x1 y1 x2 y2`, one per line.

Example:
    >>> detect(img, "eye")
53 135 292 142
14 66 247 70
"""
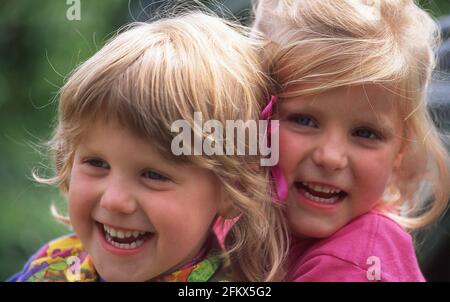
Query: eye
142 170 168 181
290 114 318 128
352 128 383 140
85 159 109 169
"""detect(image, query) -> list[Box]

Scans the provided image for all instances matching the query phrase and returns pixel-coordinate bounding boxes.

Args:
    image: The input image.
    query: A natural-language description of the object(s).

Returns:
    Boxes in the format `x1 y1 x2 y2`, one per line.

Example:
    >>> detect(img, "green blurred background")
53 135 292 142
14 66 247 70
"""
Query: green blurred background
1 0 449 281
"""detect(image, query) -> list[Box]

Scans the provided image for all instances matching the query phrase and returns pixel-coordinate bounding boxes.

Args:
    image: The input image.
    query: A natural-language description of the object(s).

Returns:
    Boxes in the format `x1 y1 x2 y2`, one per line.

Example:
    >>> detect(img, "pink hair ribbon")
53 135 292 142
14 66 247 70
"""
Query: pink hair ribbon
261 95 288 203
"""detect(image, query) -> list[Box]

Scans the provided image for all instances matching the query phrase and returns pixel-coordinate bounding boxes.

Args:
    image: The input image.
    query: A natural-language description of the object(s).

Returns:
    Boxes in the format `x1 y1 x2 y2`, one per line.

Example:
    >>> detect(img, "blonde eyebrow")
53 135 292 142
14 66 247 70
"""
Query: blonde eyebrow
352 116 396 136
77 140 183 175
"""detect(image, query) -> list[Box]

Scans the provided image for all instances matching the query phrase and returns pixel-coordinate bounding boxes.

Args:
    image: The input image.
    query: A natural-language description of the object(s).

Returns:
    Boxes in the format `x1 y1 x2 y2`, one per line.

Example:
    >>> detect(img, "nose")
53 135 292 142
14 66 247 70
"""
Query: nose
99 178 138 215
311 134 348 172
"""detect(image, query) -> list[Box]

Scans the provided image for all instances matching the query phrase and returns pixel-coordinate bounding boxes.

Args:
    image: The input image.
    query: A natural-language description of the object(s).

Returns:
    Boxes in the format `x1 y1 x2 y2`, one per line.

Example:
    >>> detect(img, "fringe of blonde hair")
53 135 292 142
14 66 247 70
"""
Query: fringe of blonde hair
34 12 288 281
253 0 450 230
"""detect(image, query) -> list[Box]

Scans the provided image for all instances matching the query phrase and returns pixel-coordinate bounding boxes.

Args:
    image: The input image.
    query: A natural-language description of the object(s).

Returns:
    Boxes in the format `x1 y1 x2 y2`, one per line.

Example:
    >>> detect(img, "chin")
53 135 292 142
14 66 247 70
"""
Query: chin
288 217 340 239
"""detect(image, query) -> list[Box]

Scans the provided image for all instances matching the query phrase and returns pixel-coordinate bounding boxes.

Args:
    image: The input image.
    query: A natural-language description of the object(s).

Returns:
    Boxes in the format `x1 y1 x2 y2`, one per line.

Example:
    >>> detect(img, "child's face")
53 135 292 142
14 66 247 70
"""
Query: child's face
67 119 221 281
278 85 404 238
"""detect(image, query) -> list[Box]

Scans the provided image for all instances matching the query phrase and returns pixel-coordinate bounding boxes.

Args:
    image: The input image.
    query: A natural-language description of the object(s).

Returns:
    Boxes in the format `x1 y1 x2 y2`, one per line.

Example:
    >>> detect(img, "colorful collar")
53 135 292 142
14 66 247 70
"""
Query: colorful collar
18 234 226 282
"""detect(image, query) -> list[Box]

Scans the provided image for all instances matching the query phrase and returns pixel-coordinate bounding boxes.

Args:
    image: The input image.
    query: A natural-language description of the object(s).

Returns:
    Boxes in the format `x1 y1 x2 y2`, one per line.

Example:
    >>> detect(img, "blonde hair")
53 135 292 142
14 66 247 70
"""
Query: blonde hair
253 0 450 229
35 12 288 281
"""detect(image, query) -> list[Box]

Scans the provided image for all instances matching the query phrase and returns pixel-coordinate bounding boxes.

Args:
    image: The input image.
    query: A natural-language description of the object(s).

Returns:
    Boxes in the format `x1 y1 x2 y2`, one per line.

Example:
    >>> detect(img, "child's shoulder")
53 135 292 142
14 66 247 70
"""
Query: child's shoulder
8 233 98 282
321 211 408 247
311 212 413 261
288 212 425 281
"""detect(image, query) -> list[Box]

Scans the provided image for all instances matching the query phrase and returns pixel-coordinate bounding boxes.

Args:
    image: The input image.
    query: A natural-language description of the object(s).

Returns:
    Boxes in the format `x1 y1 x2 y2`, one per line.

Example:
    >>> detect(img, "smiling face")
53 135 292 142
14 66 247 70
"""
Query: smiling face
278 85 404 238
67 119 221 281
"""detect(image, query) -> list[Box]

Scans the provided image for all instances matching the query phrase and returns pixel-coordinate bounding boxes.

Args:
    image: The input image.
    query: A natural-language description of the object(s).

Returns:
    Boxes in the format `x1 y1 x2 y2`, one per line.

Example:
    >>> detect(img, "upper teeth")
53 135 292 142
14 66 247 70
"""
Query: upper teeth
103 224 147 239
302 182 342 194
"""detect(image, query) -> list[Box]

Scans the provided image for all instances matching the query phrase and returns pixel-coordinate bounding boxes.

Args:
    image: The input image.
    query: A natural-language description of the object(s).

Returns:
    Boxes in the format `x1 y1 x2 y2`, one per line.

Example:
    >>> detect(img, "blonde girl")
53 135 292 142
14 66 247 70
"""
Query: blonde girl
9 12 287 282
253 0 450 281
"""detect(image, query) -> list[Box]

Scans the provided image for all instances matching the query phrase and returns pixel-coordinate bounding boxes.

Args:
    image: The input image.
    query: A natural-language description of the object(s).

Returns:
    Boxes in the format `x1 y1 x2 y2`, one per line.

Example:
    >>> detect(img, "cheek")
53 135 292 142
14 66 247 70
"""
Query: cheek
352 152 395 202
179 187 219 231
144 190 218 238
278 128 308 178
142 192 217 261
67 169 98 228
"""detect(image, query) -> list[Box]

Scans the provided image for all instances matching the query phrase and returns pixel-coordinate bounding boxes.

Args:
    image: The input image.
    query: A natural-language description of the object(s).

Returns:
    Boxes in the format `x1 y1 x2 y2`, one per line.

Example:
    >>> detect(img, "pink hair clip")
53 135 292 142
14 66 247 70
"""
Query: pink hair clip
261 95 277 120
261 95 288 203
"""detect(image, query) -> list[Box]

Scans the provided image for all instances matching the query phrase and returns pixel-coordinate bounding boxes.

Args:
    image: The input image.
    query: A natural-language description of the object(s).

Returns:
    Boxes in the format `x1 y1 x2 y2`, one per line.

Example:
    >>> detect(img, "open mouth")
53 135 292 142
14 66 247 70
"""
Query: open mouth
295 181 347 205
98 222 153 250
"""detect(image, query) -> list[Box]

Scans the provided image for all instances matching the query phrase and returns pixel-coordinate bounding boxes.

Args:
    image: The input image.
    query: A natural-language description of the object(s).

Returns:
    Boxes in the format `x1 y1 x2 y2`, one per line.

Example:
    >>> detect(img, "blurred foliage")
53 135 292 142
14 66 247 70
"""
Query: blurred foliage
0 0 449 281
0 0 129 280
420 0 450 16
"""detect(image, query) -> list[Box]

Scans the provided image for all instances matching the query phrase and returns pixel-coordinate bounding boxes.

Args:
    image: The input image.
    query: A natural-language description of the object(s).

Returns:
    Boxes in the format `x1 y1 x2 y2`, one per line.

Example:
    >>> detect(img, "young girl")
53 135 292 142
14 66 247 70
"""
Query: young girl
9 12 288 282
253 0 450 281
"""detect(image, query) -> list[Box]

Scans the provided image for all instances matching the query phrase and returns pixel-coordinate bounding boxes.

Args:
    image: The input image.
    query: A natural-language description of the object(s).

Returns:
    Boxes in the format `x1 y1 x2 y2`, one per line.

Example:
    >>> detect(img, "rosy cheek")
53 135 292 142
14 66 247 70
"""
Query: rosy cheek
68 170 98 211
278 129 304 174
354 165 390 205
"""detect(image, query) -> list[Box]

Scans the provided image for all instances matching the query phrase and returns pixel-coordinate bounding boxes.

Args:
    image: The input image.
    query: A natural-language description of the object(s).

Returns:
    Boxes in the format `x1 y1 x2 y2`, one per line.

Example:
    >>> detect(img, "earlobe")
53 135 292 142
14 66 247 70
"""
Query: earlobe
383 171 401 203
218 198 239 219
219 207 239 219
394 142 407 170
217 187 240 219
394 153 404 170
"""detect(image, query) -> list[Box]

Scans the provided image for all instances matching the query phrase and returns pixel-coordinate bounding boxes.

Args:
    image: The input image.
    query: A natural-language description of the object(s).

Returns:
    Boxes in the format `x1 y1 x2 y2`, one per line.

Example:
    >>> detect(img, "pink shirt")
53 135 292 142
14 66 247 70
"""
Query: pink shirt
287 211 425 282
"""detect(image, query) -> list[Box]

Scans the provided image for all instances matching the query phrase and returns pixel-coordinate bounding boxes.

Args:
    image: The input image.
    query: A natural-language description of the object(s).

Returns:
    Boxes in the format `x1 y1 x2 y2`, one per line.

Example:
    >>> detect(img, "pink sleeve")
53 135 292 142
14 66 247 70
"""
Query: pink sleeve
290 254 370 282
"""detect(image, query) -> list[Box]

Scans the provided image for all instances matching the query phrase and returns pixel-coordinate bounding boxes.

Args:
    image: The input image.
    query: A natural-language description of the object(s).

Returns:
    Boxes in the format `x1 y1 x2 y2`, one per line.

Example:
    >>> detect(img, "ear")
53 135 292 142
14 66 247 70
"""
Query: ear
385 141 406 193
393 139 407 172
217 186 240 219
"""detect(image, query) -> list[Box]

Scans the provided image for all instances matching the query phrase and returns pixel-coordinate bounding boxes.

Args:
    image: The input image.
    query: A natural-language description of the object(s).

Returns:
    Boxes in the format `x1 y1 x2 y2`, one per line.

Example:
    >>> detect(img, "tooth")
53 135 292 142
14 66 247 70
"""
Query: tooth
139 231 146 236
125 231 132 238
110 228 117 237
130 242 137 249
305 191 314 200
312 184 321 192
304 191 338 204
117 231 125 239
133 231 140 237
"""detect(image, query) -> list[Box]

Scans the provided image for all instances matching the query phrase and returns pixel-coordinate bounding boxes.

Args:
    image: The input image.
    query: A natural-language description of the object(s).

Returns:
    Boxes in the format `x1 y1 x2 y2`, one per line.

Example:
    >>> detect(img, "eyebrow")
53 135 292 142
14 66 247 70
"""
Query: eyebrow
76 141 184 175
76 142 97 154
280 101 397 135
352 116 396 137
